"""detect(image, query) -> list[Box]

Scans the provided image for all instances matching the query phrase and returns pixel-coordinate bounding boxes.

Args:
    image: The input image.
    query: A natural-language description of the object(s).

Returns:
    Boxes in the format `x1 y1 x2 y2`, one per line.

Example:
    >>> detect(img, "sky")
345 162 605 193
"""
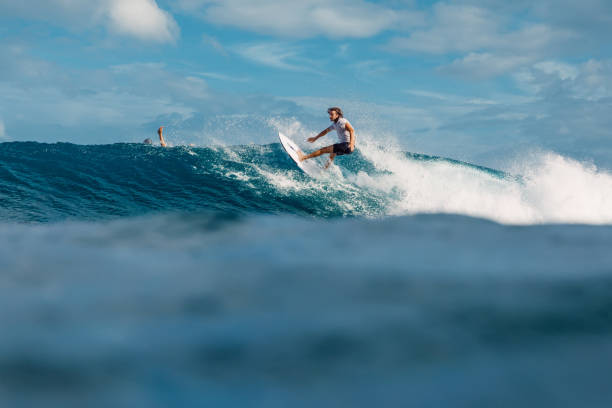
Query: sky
1 0 612 168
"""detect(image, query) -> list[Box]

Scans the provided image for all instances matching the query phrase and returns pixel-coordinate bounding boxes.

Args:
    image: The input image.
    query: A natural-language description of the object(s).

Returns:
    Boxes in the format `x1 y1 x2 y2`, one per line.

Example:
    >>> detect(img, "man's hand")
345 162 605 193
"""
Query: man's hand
349 142 355 152
307 136 317 143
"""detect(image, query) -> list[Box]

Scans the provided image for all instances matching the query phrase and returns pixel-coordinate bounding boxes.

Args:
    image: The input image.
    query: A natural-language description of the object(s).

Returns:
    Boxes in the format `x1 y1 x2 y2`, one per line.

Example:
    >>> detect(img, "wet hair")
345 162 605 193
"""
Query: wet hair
143 138 153 145
327 107 343 117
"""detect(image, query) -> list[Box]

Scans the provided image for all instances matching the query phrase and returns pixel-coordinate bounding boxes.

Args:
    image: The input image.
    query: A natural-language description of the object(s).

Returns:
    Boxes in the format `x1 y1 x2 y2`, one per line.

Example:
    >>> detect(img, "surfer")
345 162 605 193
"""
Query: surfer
298 107 355 168
158 126 167 147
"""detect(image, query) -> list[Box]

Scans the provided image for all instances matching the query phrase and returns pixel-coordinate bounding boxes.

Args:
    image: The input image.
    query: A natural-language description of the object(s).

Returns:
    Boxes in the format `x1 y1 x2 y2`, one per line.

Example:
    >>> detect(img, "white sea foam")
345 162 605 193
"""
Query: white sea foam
354 138 612 225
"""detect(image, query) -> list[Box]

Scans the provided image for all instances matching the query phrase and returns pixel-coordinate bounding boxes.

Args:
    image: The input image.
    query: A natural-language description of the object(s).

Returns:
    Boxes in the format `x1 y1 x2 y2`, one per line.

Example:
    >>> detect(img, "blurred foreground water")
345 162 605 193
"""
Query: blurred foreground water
1 212 612 407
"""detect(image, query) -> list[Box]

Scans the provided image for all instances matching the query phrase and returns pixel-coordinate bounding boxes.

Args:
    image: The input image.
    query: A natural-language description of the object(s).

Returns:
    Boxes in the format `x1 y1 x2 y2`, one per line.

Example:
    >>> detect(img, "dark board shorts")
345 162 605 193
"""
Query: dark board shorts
333 142 352 156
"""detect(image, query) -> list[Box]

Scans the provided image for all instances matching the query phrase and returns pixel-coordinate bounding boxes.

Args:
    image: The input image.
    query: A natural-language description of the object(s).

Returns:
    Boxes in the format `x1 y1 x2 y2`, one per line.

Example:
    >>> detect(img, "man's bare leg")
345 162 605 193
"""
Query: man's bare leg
324 153 336 169
299 145 334 161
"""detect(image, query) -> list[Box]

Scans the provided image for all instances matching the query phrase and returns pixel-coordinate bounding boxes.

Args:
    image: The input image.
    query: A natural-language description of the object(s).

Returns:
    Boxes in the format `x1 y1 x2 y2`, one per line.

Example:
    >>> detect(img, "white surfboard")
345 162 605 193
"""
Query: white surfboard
278 132 323 177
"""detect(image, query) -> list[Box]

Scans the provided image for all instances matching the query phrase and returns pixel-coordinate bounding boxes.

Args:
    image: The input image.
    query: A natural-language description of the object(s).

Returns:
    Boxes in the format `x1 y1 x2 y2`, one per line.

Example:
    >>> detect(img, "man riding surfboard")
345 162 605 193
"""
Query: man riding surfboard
298 107 355 168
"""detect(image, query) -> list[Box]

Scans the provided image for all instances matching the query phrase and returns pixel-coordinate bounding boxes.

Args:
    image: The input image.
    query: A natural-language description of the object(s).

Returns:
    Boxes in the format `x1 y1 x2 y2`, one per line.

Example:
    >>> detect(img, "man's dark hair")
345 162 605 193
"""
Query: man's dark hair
327 107 343 117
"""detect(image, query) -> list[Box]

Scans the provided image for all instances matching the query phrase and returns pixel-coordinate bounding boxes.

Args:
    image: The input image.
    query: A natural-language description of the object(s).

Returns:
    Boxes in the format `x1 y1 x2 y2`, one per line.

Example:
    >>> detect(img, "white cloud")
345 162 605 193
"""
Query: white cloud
1 84 191 127
534 61 579 81
176 0 418 38
0 45 57 86
109 62 209 100
338 44 350 57
197 72 249 82
388 4 497 54
0 0 178 43
234 43 320 73
578 60 612 100
0 50 211 143
440 53 533 79
107 0 179 43
388 3 574 55
515 59 612 101
529 0 612 32
202 34 228 55
350 60 391 82
405 89 456 102
426 57 612 165
385 3 577 78
404 89 498 105
0 1 104 27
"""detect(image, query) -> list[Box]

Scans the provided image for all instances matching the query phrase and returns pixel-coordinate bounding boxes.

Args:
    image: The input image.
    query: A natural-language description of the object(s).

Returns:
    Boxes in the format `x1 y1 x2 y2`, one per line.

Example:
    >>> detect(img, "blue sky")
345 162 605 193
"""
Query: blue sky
1 0 612 168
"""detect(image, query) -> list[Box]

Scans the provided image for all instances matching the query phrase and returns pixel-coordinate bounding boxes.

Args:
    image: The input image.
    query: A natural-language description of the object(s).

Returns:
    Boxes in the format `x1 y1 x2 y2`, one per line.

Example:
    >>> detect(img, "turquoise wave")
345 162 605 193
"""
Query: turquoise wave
0 141 508 222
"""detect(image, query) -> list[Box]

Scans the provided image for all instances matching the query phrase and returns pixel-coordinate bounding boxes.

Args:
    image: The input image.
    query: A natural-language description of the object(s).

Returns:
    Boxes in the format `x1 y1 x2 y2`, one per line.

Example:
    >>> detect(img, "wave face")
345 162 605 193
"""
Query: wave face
1 141 612 224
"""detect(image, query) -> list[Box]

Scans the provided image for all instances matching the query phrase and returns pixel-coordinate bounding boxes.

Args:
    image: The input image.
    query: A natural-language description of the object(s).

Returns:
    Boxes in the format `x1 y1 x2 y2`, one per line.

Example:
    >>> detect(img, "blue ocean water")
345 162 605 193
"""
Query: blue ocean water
1 141 612 407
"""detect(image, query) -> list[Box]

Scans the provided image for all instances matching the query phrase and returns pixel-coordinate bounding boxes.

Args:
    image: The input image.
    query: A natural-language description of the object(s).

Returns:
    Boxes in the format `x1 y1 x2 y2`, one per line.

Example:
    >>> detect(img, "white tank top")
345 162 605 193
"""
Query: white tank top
327 118 351 143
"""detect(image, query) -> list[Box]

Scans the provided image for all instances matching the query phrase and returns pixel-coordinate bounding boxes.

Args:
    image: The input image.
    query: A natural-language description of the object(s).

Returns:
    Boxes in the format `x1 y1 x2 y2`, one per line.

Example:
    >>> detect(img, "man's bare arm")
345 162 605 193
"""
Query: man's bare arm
158 127 167 147
307 127 331 143
346 122 355 151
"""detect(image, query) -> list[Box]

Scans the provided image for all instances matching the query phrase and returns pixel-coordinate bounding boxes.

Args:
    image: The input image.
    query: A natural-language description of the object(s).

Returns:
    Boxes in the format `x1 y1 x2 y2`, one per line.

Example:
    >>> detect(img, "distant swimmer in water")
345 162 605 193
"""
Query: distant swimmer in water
158 126 167 147
143 138 153 145
298 107 355 169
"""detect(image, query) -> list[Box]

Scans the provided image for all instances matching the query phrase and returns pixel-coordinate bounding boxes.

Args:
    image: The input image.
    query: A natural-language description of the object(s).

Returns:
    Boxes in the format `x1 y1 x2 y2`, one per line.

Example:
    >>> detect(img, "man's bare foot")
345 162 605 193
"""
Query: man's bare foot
297 150 306 162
